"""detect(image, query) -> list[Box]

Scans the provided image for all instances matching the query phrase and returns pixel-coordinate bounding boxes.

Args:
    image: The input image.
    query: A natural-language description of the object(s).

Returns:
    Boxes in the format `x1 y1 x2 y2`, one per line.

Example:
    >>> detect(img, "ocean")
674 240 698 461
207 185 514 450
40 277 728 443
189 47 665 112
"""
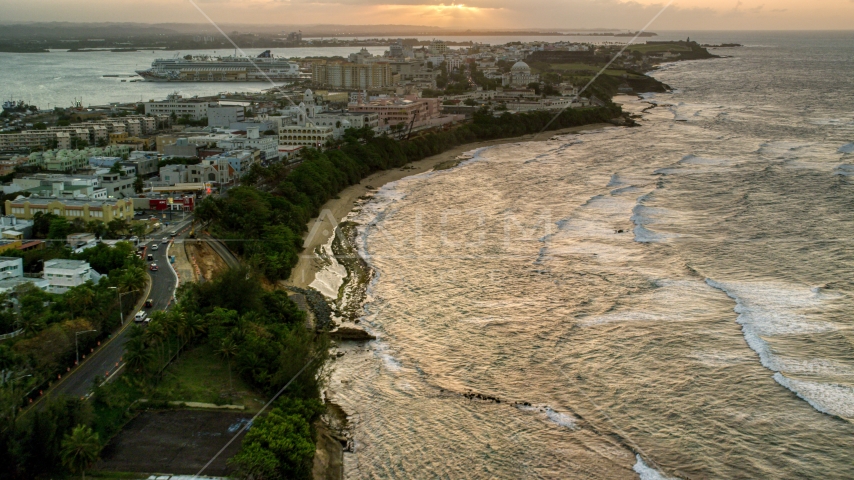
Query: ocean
320 31 854 479
0 46 390 109
0 30 745 110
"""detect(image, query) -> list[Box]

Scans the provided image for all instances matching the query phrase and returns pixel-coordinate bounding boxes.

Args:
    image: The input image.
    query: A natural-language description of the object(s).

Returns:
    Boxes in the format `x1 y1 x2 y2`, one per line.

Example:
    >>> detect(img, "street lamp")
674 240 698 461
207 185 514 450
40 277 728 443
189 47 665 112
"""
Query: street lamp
108 287 138 325
75 330 96 365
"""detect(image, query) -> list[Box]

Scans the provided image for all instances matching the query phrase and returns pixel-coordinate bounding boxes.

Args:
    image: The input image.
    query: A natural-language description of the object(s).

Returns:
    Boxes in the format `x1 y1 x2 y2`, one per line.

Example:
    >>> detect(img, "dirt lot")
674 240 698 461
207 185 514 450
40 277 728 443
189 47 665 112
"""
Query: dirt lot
184 240 228 281
97 410 250 476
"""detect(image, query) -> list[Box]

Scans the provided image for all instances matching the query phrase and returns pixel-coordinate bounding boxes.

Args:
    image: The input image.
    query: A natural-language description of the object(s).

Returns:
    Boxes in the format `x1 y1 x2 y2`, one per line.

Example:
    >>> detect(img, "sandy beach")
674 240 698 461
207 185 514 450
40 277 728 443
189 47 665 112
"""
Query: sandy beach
283 122 613 290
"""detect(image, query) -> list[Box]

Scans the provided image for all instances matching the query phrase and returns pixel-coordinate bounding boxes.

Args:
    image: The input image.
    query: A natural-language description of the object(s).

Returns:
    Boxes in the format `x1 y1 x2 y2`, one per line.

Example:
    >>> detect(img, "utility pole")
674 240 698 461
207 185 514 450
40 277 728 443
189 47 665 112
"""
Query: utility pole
108 288 138 325
75 330 97 364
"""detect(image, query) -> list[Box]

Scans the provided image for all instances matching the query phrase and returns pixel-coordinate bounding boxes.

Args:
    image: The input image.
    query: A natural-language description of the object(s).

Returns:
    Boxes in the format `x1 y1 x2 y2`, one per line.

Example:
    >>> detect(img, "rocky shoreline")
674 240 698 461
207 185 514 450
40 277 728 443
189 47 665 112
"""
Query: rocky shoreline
294 122 617 480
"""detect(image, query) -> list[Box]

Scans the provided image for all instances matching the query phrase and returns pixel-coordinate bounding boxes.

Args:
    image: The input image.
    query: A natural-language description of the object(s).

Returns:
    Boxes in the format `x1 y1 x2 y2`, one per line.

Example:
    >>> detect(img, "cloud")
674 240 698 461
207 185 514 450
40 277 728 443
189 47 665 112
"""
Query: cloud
1 0 853 29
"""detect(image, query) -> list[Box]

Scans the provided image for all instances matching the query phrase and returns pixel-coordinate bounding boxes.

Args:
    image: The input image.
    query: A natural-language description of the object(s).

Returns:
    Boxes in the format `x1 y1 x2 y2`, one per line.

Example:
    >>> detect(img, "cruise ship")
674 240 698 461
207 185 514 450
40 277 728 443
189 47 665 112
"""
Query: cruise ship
135 50 302 82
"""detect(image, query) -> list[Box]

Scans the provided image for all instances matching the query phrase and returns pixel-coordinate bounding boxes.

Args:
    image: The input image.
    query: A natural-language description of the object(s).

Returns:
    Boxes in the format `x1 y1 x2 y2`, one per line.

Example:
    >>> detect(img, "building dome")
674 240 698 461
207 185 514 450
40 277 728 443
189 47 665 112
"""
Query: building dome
511 61 531 73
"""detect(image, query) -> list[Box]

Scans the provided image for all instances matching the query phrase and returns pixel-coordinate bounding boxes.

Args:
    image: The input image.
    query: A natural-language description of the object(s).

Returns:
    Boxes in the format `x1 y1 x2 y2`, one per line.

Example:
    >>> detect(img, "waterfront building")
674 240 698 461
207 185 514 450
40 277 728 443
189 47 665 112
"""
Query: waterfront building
143 94 211 120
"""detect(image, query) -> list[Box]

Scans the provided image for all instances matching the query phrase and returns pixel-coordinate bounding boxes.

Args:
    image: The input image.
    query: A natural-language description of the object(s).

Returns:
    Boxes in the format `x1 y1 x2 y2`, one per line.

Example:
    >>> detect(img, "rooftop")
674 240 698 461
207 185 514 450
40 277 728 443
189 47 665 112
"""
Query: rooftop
44 259 90 270
9 197 124 207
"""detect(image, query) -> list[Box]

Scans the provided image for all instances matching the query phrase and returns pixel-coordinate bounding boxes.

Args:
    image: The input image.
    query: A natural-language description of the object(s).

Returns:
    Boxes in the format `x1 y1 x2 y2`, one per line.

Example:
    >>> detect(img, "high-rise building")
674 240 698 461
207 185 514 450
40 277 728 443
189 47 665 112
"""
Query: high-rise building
312 62 394 89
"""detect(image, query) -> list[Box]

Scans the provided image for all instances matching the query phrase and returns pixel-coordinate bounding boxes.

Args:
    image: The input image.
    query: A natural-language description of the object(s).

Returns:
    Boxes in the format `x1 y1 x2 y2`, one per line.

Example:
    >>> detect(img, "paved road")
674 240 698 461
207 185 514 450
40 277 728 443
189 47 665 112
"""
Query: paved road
38 217 194 402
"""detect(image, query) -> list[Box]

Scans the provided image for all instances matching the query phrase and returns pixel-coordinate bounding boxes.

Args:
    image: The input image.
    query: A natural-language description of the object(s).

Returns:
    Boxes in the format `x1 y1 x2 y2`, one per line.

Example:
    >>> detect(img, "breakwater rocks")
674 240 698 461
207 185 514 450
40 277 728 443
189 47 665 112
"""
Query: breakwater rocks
286 286 334 330
330 326 376 341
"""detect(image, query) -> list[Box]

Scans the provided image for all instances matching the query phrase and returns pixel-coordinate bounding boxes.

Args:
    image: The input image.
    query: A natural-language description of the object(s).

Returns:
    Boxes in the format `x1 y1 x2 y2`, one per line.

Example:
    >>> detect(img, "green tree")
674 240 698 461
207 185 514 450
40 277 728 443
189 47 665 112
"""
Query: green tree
215 336 239 394
229 442 279 479
229 406 315 479
60 425 101 480
47 217 72 241
117 266 147 294
133 175 144 194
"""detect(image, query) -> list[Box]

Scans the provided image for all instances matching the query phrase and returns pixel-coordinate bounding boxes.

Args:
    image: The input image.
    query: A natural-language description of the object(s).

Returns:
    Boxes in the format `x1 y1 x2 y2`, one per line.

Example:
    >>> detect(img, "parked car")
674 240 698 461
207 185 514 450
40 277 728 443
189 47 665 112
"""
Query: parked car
144 299 153 308
134 311 146 323
149 263 158 271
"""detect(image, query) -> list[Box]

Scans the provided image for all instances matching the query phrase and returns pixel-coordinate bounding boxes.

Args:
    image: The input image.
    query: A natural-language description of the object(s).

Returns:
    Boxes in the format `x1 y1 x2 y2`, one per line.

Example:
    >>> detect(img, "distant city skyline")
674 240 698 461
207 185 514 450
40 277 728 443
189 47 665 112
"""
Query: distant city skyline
2 0 853 31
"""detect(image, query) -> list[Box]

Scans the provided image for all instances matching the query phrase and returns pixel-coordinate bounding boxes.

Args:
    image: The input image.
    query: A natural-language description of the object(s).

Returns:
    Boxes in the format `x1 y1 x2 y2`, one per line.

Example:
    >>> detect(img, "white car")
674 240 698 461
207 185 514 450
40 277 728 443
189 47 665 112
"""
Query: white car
151 244 159 251
134 311 147 323
162 237 169 244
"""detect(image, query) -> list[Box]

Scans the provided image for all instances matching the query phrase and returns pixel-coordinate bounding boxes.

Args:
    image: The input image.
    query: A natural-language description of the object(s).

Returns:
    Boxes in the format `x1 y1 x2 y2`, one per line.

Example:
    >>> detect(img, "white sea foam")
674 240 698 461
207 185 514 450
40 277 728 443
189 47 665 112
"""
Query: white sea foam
677 154 732 166
774 374 854 419
705 279 853 418
309 235 348 300
633 455 680 480
516 404 577 429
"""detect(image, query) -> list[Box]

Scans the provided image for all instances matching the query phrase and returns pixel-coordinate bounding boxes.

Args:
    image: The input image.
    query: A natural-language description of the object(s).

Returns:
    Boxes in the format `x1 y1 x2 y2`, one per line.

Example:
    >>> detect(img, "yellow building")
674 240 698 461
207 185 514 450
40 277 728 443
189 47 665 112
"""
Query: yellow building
5 197 133 222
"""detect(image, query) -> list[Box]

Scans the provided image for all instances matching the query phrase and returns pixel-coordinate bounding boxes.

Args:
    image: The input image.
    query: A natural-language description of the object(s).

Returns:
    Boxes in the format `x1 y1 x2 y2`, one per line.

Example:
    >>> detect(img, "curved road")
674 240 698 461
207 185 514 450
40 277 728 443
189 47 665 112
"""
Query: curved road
35 217 194 403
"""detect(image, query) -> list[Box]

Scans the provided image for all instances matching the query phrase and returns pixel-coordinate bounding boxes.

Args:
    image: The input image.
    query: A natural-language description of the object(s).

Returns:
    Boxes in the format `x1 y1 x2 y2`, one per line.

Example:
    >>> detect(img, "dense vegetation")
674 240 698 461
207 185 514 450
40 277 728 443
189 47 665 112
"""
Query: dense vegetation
0 240 146 479
196 104 621 281
0 266 324 479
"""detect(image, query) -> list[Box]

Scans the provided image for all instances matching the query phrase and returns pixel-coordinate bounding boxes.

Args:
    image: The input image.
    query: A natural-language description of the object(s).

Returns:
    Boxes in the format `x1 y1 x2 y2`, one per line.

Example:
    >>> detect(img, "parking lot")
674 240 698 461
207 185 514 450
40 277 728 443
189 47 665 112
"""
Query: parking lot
97 410 249 476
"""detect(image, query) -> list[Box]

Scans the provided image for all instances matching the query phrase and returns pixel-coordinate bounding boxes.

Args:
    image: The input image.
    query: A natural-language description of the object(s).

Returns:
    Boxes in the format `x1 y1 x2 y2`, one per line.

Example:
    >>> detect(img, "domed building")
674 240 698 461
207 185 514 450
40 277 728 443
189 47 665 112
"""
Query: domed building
502 60 539 87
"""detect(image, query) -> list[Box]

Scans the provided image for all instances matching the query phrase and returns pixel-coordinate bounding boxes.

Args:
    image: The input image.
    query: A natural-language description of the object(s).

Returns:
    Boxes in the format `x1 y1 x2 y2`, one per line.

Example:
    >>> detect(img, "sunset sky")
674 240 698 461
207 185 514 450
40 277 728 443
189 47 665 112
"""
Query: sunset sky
2 0 853 30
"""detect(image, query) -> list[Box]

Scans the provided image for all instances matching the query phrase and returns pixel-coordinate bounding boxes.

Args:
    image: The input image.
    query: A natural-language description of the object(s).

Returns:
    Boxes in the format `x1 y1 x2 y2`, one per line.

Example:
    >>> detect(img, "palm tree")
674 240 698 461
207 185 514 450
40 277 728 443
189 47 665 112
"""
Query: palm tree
173 313 191 359
143 315 169 375
60 425 101 480
124 335 153 375
215 337 239 394
118 266 147 294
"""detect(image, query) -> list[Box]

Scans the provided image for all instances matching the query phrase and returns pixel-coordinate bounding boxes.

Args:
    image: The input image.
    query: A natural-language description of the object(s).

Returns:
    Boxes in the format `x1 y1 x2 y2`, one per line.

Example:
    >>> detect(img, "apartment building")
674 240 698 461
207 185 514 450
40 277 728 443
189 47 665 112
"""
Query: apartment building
312 62 395 89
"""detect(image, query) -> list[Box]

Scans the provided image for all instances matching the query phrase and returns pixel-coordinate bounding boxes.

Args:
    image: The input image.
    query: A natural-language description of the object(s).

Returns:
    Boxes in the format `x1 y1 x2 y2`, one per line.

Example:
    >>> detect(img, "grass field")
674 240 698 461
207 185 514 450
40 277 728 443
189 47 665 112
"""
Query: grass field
154 343 266 411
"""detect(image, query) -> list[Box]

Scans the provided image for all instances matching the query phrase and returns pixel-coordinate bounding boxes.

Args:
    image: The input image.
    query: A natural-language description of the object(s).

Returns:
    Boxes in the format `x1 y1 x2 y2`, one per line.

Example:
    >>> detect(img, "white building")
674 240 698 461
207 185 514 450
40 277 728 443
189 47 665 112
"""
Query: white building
43 259 102 294
0 276 49 295
217 128 279 162
208 105 245 128
313 111 380 139
502 61 539 87
144 94 211 120
0 256 49 293
0 257 23 280
279 122 334 148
